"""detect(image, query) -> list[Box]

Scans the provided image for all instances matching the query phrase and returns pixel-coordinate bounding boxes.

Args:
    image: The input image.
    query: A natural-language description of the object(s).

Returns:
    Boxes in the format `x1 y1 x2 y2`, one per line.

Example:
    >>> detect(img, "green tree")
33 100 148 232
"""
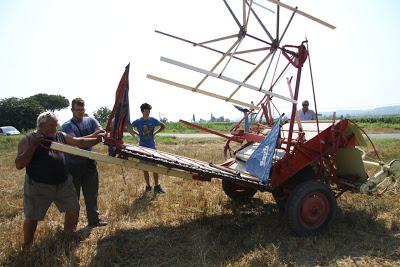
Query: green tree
0 97 44 130
28 93 69 111
93 106 111 125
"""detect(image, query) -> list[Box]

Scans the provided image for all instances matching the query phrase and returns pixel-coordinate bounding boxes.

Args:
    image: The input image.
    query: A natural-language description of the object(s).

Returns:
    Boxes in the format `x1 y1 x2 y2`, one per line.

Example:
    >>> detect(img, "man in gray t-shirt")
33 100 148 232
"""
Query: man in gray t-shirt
61 98 107 227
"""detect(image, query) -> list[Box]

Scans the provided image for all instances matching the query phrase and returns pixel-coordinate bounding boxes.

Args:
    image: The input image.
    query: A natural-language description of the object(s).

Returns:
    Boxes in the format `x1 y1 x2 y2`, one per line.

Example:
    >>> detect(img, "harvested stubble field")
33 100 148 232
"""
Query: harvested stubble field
0 136 399 266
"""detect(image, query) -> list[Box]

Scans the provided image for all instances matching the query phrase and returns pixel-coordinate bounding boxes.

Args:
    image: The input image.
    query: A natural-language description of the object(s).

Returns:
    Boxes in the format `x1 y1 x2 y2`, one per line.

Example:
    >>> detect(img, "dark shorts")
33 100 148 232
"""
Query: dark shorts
23 175 80 221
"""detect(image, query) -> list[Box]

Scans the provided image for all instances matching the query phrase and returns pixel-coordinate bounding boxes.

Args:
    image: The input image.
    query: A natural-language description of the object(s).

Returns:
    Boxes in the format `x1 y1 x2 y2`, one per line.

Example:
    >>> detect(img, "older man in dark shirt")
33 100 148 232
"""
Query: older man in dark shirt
15 111 103 246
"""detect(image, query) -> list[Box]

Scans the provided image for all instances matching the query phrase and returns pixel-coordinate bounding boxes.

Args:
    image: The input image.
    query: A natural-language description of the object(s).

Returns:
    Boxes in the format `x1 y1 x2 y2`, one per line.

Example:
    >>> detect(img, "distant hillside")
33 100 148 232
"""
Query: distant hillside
321 105 400 117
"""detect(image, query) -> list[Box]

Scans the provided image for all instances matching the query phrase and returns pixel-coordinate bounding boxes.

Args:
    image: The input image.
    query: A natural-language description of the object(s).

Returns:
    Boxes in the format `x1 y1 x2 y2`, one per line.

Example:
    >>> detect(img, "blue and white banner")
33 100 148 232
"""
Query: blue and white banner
245 116 282 184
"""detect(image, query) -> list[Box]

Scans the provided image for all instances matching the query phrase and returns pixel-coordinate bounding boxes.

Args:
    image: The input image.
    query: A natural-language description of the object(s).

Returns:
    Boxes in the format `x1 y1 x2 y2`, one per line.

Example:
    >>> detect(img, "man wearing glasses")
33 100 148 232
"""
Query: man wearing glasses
298 100 317 121
61 98 107 227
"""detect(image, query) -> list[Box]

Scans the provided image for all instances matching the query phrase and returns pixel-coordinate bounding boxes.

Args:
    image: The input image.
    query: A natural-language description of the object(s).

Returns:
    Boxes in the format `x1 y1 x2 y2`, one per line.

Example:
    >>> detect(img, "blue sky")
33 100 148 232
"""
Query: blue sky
0 0 399 123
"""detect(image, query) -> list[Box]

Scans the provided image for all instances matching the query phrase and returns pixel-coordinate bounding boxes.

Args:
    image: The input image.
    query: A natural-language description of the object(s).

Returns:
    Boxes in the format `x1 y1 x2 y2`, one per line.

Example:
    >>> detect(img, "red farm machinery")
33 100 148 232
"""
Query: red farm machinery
48 0 400 236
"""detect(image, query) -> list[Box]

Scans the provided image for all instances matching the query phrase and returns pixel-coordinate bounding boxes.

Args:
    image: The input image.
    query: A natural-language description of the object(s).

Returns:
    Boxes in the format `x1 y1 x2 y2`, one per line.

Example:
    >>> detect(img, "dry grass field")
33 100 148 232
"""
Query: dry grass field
0 137 399 266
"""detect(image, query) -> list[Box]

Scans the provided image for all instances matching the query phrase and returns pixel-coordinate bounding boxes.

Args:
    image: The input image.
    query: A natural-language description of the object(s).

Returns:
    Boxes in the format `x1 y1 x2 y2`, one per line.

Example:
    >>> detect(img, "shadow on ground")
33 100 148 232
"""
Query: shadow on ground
89 198 400 266
4 227 92 267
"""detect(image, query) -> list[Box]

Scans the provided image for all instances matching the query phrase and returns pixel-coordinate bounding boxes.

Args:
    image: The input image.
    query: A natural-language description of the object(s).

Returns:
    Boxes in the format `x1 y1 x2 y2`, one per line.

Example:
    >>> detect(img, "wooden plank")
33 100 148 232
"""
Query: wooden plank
160 56 297 104
50 142 196 180
265 0 336 29
146 74 260 110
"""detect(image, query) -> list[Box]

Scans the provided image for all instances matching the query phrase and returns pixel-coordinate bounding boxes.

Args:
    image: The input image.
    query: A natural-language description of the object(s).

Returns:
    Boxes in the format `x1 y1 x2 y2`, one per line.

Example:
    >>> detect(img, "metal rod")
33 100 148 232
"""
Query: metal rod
256 59 291 106
285 66 302 154
197 34 239 46
245 0 254 30
195 37 242 89
179 119 233 140
233 47 270 55
259 48 277 89
223 0 242 30
265 0 336 29
246 1 274 42
243 0 246 28
146 74 260 110
363 160 382 167
270 49 281 89
251 0 275 13
286 77 302 131
246 33 273 45
159 57 297 103
227 50 274 100
276 0 280 41
219 36 244 76
279 6 297 43
155 30 255 65
305 41 320 134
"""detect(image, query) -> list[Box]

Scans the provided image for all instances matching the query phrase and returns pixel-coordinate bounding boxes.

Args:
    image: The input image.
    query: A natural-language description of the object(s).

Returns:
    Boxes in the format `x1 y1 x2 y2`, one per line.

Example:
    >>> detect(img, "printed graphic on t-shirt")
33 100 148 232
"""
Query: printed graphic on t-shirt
141 124 152 140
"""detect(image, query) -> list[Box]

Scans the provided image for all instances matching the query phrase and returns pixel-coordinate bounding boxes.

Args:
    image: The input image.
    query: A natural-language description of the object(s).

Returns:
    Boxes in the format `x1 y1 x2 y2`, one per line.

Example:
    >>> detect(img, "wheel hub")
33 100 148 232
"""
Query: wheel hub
300 192 329 228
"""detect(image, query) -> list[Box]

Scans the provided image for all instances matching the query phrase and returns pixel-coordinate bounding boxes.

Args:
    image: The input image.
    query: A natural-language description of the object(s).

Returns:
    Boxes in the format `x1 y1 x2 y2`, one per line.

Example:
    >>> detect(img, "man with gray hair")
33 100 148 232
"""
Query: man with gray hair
15 111 104 246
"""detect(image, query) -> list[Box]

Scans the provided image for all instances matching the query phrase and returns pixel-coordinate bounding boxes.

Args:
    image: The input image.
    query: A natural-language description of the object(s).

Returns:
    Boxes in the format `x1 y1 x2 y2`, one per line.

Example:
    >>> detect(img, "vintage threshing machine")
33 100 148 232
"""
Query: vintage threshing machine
49 0 400 235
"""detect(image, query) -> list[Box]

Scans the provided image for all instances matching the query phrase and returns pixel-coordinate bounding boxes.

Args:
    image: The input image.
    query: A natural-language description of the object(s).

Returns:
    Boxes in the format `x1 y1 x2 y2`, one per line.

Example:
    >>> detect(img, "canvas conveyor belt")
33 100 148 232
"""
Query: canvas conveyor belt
119 145 267 190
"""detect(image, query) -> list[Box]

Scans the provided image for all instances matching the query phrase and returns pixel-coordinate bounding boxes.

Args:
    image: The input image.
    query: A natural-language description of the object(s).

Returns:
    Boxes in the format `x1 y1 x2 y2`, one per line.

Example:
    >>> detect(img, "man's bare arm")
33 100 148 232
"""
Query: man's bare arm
154 122 166 135
15 133 44 170
63 132 103 148
125 124 139 137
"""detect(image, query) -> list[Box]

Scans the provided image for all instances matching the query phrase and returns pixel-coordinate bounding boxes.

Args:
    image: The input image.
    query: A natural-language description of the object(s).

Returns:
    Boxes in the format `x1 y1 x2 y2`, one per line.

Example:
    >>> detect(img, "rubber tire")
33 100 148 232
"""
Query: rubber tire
222 179 257 202
272 190 287 213
273 166 316 213
285 180 337 236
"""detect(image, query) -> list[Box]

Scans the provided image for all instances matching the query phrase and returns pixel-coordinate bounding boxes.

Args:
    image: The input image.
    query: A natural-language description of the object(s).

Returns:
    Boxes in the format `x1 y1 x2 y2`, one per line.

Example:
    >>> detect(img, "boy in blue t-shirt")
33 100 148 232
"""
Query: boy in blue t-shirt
127 103 166 193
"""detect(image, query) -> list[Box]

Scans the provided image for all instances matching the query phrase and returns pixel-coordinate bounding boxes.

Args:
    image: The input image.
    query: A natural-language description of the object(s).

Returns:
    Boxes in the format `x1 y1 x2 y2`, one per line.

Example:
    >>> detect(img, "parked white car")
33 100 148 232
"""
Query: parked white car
0 126 21 136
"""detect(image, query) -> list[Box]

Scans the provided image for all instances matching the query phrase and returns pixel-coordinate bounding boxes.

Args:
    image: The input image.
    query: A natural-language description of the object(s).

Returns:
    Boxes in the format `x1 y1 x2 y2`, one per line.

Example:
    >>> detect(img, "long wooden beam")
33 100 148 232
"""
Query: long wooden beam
160 56 296 104
50 142 196 180
146 74 260 110
264 0 336 29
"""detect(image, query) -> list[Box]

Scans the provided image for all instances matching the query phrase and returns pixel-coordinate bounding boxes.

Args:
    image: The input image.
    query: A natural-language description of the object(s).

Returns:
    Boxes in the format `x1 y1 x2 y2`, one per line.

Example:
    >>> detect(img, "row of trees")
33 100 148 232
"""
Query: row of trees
351 116 400 124
0 94 69 130
93 106 111 125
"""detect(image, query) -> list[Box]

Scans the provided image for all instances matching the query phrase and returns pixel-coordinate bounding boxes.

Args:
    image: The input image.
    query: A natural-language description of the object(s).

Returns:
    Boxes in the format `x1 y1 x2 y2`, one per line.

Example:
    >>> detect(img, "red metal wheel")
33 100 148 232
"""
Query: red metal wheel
299 192 329 229
285 180 337 236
